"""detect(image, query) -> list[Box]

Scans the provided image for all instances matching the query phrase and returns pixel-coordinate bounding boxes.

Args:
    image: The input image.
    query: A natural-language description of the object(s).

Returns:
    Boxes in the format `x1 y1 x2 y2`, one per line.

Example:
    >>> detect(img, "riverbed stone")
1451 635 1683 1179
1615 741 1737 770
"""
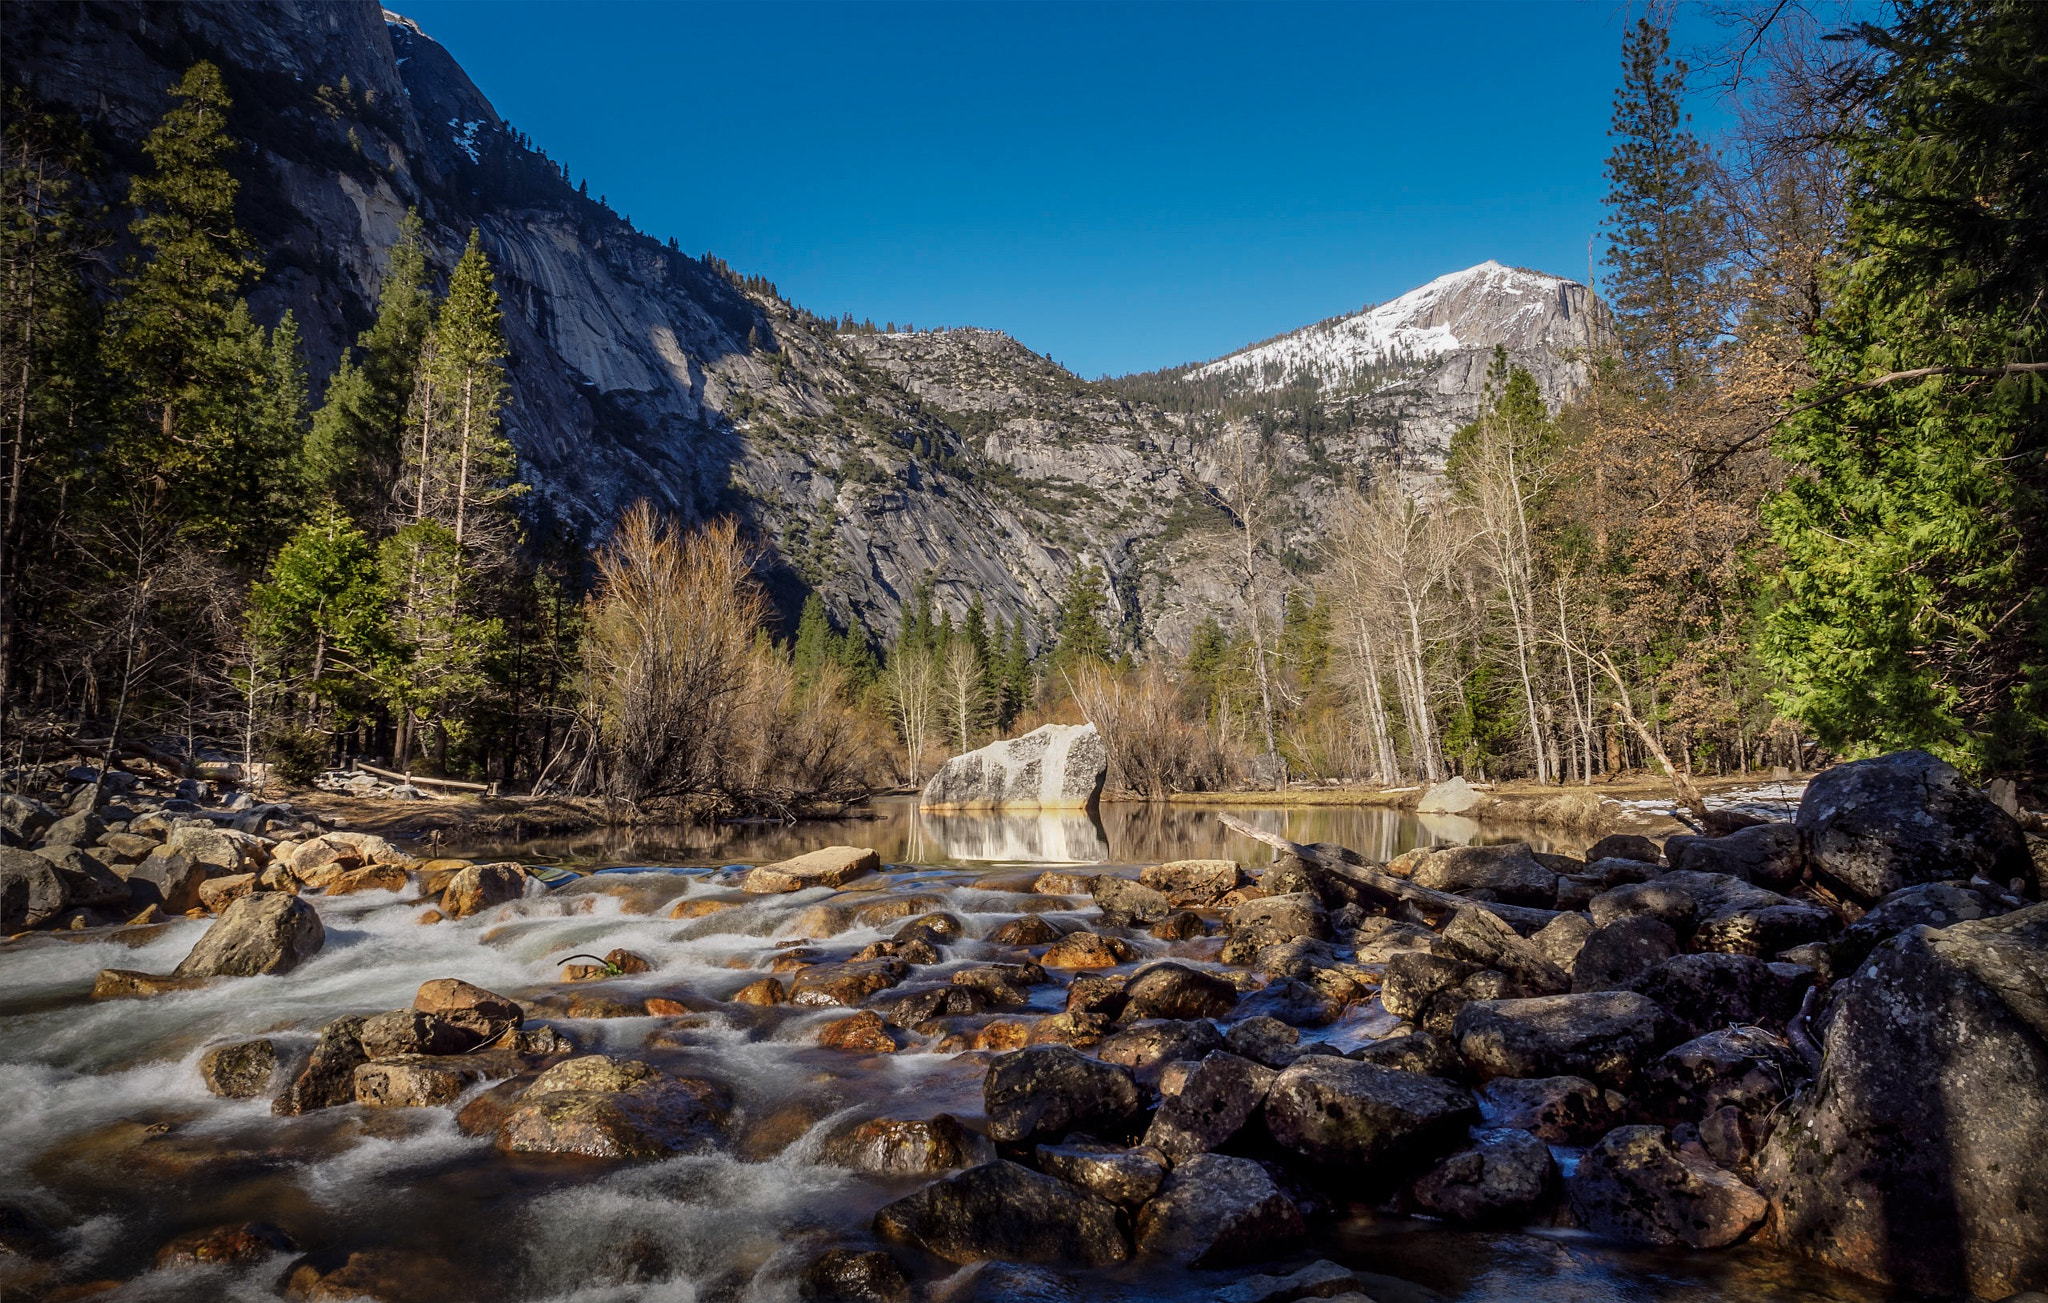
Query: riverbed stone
1637 1025 1803 1131
948 961 1040 1007
1097 1019 1226 1085
919 722 1108 811
1092 874 1171 927
1224 1015 1302 1069
1134 1153 1305 1267
1569 1124 1765 1249
1796 749 2032 903
1040 930 1133 969
495 1055 730 1158
274 1015 369 1114
1586 834 1662 864
1119 961 1238 1020
0 846 68 928
440 862 528 917
1222 892 1330 963
731 976 788 1005
1348 1030 1463 1079
1439 905 1572 996
821 1113 993 1177
199 1039 278 1098
1036 1142 1167 1206
1454 991 1669 1087
1379 951 1481 1022
1572 916 1680 993
1141 859 1244 905
1667 822 1804 891
1410 1127 1555 1223
1757 903 2048 1298
1264 1056 1477 1170
743 845 881 893
34 844 132 910
152 1220 296 1268
1411 843 1558 908
1144 1051 1277 1161
874 1159 1129 1265
990 915 1061 946
1653 870 1834 957
1627 952 1806 1040
791 960 908 1006
172 892 324 978
983 1044 1145 1143
413 978 523 1037
818 1010 898 1053
1530 911 1595 970
797 1248 910 1303
1478 1074 1623 1144
353 1055 485 1107
1828 879 2014 975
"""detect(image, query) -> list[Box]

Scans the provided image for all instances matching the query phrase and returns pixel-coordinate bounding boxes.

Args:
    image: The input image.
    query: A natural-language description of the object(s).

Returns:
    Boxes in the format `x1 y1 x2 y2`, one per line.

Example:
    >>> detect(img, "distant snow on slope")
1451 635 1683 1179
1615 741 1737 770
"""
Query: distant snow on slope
1191 260 1590 394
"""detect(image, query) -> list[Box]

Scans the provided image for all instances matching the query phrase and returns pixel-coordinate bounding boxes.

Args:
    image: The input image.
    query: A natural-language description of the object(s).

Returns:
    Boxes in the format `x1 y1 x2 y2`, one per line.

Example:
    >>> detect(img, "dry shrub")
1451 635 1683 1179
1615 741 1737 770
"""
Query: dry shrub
1069 661 1231 798
577 503 875 815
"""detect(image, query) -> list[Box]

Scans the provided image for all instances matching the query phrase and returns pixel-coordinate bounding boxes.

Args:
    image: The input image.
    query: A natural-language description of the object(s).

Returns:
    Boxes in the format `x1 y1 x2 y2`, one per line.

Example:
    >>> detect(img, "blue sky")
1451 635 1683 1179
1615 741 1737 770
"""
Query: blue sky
401 2 1709 377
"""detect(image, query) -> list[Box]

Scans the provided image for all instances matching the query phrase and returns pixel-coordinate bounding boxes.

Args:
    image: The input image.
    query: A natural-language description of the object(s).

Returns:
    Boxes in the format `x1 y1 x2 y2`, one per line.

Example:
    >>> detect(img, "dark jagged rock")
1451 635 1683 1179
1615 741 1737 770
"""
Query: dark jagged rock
982 1044 1145 1144
1096 1019 1227 1086
200 1039 279 1098
1652 870 1833 957
1828 879 2014 975
1477 1075 1623 1144
1379 951 1480 1021
1092 875 1171 927
1636 1025 1803 1131
1232 977 1343 1027
819 1114 993 1177
1221 892 1329 962
1796 750 2031 903
1144 1051 1277 1161
1453 991 1670 1087
1133 1153 1305 1267
153 1220 296 1267
1667 822 1803 890
1585 834 1661 864
1530 912 1594 970
1035 1142 1167 1206
1410 1127 1553 1223
0 846 67 929
1224 1015 1303 1068
797 1247 910 1302
1757 903 2048 1299
872 1160 1129 1266
1214 1260 1362 1303
1589 880 1696 934
1349 1030 1464 1079
1410 843 1558 908
1568 1124 1765 1249
274 1015 369 1115
1571 916 1680 993
1264 1056 1477 1170
1626 952 1808 1040
1439 906 1571 994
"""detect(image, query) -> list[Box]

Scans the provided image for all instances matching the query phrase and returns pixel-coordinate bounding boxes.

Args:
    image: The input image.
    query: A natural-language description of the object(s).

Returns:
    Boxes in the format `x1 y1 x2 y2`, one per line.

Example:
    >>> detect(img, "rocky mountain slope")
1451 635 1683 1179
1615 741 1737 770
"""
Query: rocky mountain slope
3 1 1604 655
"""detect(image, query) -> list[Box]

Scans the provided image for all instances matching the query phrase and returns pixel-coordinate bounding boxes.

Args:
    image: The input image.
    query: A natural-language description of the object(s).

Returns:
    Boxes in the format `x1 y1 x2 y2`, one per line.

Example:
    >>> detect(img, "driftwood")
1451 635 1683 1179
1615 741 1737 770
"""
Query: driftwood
37 734 195 778
353 761 493 794
1786 983 1825 1077
1217 813 1472 916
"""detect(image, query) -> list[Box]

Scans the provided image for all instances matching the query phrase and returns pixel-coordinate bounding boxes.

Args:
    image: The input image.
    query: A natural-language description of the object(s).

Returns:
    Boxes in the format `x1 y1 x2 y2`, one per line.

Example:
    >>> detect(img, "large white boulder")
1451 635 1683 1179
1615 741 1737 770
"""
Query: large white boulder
921 724 1107 812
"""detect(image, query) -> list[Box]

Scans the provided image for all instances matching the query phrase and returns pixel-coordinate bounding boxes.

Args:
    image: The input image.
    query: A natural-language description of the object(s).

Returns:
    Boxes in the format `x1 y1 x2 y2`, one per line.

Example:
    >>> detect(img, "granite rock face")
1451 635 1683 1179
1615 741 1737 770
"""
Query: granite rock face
1796 750 2031 903
921 725 1107 811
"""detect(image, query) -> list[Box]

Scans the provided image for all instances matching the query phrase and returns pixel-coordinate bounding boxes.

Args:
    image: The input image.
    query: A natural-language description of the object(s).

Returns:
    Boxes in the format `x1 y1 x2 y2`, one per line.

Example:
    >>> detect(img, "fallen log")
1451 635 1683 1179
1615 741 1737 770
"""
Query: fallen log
352 761 491 794
1217 813 1472 916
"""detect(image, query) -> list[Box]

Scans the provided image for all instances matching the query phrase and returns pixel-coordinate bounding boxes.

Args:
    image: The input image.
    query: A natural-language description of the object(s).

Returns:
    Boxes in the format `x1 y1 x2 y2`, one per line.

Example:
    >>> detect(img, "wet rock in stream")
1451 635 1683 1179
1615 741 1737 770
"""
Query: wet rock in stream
494 1055 731 1158
873 1160 1130 1266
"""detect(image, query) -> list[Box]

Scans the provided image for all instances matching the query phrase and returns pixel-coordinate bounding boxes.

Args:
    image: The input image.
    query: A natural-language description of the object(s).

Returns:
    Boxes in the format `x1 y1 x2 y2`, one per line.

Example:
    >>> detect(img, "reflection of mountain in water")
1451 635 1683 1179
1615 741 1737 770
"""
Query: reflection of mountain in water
914 811 1111 863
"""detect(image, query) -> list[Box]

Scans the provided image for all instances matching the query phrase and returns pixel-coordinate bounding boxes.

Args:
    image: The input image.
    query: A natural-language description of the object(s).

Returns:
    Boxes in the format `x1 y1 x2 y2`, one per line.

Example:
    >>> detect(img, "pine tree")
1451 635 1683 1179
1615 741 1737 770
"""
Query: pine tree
109 60 272 544
792 592 832 686
251 503 394 719
1052 563 1113 669
306 208 432 507
1602 19 1726 390
1765 2 2048 773
997 618 1031 729
433 228 512 551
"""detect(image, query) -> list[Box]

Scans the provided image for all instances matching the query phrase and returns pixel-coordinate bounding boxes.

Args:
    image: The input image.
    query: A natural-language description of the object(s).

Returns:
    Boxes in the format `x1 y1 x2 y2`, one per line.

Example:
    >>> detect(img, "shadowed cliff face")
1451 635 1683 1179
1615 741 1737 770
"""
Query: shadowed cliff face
3 2 1601 654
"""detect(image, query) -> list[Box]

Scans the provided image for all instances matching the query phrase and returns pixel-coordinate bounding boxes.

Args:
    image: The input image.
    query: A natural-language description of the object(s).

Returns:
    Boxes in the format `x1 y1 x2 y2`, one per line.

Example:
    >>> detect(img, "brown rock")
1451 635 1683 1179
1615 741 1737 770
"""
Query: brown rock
322 864 410 896
353 1056 484 1108
494 1055 731 1158
820 1114 993 1176
196 873 259 912
990 915 1061 946
153 1221 295 1268
1041 931 1134 970
1139 859 1243 905
974 1018 1036 1051
199 1040 279 1098
819 1010 897 1053
439 862 528 918
1033 871 1091 895
91 969 209 998
790 960 907 1006
172 893 324 978
670 897 738 919
413 978 523 1034
730 977 788 1005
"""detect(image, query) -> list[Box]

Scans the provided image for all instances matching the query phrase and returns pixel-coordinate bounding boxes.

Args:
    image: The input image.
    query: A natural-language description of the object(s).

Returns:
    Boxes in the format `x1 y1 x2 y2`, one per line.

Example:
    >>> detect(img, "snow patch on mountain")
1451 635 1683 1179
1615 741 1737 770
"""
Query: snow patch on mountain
1191 260 1592 394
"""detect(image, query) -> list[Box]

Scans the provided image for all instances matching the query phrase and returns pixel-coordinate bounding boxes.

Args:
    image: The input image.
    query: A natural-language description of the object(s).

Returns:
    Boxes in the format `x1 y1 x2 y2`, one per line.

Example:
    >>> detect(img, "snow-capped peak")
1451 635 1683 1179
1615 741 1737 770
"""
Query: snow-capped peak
1190 261 1593 395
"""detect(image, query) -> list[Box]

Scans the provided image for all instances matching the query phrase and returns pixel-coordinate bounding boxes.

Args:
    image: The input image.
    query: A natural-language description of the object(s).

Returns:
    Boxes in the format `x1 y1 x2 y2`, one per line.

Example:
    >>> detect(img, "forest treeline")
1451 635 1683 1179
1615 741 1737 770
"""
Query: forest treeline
2 2 2042 813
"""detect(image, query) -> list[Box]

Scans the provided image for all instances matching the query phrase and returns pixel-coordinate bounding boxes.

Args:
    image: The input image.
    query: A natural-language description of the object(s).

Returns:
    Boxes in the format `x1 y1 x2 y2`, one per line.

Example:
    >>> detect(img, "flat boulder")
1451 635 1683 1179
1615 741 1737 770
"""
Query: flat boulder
353 1056 488 1108
1568 1124 1765 1249
495 1055 730 1159
873 1160 1129 1265
742 845 880 893
1264 1056 1477 1170
1097 1019 1226 1085
1411 843 1558 908
790 959 907 1006
1757 903 2048 1299
1040 931 1134 969
172 893 324 978
1796 749 2031 902
1036 1142 1167 1206
1134 1153 1305 1268
1454 991 1669 1087
1410 1127 1554 1223
983 1044 1144 1143
919 723 1108 811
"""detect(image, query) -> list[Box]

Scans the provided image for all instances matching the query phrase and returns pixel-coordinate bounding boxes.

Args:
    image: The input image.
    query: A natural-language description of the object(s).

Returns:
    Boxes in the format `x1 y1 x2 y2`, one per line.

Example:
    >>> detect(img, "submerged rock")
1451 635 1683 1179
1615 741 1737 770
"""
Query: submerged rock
873 1160 1129 1265
1410 1127 1554 1223
199 1039 279 1098
153 1220 296 1267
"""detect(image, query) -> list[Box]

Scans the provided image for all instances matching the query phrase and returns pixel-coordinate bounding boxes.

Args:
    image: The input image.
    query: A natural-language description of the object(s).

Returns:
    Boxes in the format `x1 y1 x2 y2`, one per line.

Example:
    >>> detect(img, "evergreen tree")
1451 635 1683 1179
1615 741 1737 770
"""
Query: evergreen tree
306 208 432 507
996 618 1031 729
792 592 832 686
1765 2 2048 772
1052 563 1112 669
1602 19 1725 389
108 60 273 546
250 503 394 718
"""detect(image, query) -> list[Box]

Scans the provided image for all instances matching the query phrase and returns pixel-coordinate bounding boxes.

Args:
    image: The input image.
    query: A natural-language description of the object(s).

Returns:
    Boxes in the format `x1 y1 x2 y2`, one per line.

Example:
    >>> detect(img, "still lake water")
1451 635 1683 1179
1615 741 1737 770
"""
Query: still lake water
0 799 1897 1303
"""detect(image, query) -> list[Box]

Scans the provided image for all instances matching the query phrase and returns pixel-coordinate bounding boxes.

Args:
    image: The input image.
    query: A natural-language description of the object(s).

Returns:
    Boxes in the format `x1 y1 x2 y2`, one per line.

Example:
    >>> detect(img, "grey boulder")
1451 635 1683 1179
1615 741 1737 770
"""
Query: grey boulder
173 893 324 978
1133 1153 1305 1268
1796 749 2031 903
